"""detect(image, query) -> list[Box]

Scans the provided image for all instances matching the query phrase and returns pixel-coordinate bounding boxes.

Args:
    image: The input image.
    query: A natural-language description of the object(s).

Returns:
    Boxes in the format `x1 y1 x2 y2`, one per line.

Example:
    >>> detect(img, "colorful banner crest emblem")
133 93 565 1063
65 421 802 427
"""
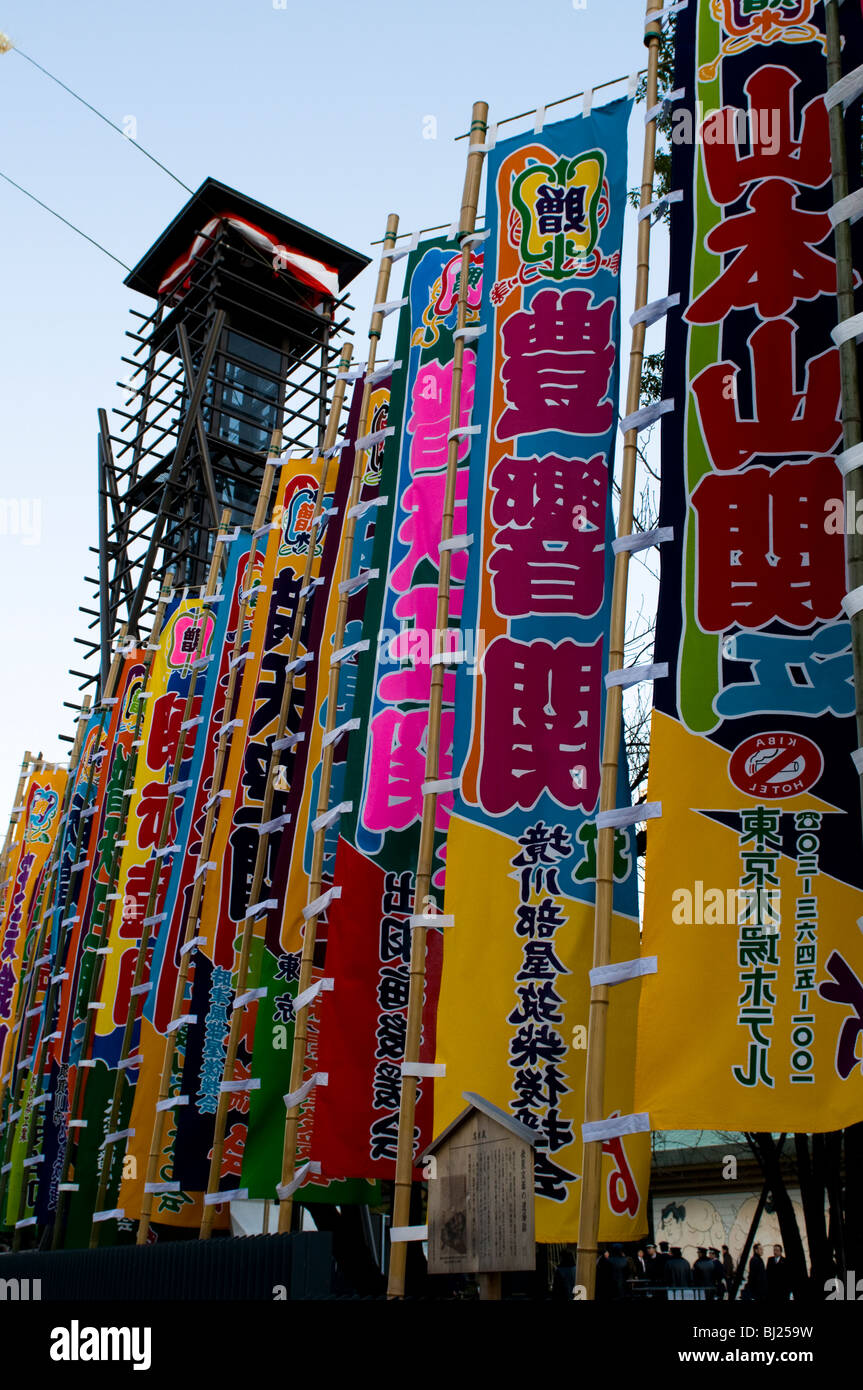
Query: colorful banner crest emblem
700 0 826 80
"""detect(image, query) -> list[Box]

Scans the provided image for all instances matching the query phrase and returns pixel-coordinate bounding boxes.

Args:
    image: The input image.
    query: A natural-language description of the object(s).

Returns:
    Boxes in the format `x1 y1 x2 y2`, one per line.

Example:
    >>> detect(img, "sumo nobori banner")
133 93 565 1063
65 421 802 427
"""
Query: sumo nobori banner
50 653 147 1069
0 765 66 1082
59 593 218 1240
92 591 216 1050
433 100 650 1243
312 239 481 1182
107 544 251 1229
636 0 863 1131
240 381 389 1205
0 764 67 1226
168 454 340 1202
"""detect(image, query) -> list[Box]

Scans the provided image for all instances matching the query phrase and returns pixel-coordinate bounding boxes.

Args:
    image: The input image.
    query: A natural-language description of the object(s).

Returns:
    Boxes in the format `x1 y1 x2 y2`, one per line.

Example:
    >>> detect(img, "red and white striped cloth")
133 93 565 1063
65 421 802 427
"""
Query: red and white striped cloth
157 212 340 301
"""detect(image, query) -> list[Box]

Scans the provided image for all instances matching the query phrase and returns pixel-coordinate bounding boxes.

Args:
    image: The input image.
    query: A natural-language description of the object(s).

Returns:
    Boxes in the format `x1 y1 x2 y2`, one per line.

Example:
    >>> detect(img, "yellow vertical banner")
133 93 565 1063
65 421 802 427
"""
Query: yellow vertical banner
99 593 216 1229
0 766 67 1081
634 2 863 1130
95 594 216 1036
198 457 328 970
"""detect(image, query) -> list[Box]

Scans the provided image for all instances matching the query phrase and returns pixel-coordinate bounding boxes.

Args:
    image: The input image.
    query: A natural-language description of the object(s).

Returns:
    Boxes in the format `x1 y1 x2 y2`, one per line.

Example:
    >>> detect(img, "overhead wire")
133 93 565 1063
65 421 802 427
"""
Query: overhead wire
1 36 194 194
0 31 197 271
0 169 132 271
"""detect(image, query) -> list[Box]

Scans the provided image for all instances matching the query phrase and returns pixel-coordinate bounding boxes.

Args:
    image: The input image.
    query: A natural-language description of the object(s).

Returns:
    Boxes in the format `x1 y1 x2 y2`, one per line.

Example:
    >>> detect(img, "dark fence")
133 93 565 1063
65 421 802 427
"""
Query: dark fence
0 1232 332 1300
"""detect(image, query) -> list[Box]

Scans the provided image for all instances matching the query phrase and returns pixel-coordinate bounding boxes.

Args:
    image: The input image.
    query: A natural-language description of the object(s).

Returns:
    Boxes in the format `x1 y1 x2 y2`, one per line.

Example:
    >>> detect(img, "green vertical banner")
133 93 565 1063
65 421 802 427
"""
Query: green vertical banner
313 235 483 1179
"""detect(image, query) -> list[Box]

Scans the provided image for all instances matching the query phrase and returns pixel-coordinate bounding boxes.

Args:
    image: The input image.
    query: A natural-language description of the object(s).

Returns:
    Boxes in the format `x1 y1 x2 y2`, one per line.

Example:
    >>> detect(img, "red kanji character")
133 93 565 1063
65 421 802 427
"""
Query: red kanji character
226 1060 253 1116
216 1123 246 1179
237 1003 257 1053
146 692 200 771
478 636 602 814
497 289 616 441
113 943 152 1027
702 67 830 204
687 180 834 325
692 459 845 630
692 319 841 470
135 781 182 851
489 452 607 617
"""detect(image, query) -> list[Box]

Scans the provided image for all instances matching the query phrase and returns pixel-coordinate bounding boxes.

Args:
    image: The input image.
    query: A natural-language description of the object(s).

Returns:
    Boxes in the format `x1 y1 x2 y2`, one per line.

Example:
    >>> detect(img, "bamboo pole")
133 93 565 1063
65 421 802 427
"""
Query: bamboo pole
198 335 359 1240
386 107 488 1300
825 0 863 825
77 518 229 1240
575 0 663 1299
276 217 401 1235
134 447 280 1244
51 575 176 1249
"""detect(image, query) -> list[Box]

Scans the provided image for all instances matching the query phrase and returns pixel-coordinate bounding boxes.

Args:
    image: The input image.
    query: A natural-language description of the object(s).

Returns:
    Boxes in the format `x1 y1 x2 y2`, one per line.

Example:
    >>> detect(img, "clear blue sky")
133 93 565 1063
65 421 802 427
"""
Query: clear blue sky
0 0 664 803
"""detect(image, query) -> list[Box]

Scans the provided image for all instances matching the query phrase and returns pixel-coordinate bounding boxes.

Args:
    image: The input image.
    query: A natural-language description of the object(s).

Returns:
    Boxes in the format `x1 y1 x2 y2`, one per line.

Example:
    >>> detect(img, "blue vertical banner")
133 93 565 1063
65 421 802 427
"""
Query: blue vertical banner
434 99 650 1243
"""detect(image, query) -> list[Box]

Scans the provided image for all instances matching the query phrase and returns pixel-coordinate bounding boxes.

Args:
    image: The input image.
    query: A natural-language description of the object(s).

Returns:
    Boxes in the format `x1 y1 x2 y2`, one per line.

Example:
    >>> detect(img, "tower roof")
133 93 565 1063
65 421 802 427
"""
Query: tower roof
124 176 370 299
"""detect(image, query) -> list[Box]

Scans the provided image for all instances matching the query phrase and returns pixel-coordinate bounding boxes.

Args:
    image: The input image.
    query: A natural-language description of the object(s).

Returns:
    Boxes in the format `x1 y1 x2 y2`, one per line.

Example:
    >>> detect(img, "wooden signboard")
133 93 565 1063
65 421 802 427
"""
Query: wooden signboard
426 1095 535 1276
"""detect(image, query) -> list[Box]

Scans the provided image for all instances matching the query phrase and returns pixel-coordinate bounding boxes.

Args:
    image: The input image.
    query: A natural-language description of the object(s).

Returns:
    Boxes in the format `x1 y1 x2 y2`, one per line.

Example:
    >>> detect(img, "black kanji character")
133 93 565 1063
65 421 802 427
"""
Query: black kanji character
508 980 564 1025
375 1012 407 1061
377 966 410 1012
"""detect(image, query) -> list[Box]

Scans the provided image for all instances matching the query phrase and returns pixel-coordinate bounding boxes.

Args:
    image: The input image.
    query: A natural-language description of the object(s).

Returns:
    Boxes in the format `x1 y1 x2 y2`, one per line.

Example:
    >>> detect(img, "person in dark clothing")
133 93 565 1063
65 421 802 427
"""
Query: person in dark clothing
605 1242 634 1299
766 1244 790 1302
596 1248 613 1301
651 1240 671 1284
552 1248 577 1300
634 1248 648 1278
742 1242 769 1301
666 1247 692 1287
643 1244 661 1290
693 1248 716 1287
722 1245 735 1283
709 1249 727 1298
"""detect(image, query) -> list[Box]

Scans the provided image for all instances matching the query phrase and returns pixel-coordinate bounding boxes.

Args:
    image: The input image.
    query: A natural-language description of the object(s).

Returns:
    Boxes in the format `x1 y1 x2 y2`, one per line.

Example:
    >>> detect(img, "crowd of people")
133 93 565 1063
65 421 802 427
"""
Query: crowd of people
557 1240 792 1301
